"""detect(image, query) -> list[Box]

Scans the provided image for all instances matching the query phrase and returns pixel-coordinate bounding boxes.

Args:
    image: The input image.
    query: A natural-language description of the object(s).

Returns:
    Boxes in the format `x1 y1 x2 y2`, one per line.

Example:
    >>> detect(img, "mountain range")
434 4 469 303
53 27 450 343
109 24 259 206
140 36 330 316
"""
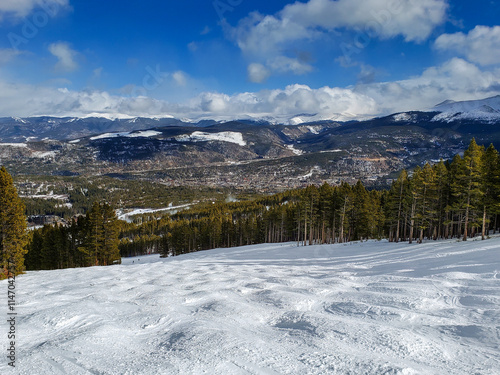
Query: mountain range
1 95 500 190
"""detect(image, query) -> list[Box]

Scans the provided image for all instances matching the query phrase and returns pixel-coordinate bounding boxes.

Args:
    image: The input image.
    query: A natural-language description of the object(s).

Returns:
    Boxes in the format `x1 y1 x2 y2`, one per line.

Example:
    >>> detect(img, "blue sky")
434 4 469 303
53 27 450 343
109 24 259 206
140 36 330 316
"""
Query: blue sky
0 0 499 121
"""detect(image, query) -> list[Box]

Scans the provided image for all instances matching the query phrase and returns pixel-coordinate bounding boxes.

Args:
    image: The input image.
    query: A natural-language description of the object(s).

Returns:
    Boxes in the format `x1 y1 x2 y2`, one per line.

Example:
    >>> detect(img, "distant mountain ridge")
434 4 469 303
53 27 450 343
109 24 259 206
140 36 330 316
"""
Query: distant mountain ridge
429 95 500 122
2 95 500 190
1 95 499 143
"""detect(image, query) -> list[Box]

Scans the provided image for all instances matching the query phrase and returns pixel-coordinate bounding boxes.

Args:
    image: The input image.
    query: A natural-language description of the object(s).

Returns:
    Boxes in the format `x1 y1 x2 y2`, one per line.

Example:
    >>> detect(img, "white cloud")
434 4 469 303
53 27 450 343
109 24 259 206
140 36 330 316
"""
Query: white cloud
198 92 229 112
172 71 187 87
0 59 499 122
230 0 448 79
92 67 103 79
49 41 78 72
247 63 270 83
435 25 500 66
355 58 500 113
200 26 211 35
232 1 448 54
268 56 313 75
188 41 198 52
280 0 448 42
0 0 68 20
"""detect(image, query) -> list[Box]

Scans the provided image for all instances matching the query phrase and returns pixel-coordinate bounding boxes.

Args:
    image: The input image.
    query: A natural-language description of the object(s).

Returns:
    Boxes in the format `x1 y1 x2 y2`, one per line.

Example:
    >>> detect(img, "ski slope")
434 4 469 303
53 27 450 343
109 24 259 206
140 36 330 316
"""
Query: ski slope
2 237 500 374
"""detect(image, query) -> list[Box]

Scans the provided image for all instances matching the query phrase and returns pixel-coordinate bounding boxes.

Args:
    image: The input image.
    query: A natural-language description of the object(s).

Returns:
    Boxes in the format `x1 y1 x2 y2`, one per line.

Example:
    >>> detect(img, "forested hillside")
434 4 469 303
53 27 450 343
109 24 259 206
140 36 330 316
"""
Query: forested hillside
23 139 500 271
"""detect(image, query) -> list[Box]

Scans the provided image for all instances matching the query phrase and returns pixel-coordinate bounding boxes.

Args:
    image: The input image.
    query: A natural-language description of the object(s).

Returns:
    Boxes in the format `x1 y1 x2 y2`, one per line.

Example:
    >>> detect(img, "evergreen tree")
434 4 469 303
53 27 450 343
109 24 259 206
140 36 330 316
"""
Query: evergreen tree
386 170 409 242
101 203 121 265
413 163 438 243
481 144 500 238
85 202 104 265
0 166 28 279
433 161 450 240
461 139 485 240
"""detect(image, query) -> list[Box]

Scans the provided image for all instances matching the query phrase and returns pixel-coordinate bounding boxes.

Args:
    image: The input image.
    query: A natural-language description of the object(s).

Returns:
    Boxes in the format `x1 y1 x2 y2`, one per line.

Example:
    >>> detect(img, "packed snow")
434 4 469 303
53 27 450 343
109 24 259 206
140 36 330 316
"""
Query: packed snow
176 131 246 146
2 237 500 374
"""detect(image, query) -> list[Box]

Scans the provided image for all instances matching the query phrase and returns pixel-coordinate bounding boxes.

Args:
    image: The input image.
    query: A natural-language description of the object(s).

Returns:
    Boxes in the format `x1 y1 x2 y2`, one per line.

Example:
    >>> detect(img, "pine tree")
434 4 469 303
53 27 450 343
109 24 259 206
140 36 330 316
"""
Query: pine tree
386 170 409 242
481 144 500 238
101 203 121 265
85 202 104 265
0 166 28 279
461 139 485 240
413 163 438 243
433 161 450 239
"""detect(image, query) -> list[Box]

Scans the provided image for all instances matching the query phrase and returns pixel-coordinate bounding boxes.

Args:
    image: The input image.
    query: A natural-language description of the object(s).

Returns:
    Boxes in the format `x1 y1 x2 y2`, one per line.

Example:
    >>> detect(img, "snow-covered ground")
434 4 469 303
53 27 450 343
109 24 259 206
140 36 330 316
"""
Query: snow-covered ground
89 130 162 141
116 204 193 222
431 95 500 122
175 131 246 146
2 237 499 374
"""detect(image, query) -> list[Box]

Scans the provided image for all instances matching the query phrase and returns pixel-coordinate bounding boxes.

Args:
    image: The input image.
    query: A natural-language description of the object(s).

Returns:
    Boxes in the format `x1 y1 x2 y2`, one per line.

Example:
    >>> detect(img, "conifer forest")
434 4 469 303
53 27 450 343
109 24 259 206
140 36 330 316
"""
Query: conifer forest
7 139 496 272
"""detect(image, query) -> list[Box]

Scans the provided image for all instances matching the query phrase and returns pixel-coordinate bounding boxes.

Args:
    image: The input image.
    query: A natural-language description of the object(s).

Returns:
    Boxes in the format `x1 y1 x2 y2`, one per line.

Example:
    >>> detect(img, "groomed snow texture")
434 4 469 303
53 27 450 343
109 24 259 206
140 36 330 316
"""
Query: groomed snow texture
2 237 499 374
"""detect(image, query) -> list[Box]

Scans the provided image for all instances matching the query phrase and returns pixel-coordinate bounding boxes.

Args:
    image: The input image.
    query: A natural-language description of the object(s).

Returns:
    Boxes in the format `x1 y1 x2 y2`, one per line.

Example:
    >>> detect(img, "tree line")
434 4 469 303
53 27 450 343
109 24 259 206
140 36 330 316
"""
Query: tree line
121 139 500 257
1 139 499 275
25 202 121 270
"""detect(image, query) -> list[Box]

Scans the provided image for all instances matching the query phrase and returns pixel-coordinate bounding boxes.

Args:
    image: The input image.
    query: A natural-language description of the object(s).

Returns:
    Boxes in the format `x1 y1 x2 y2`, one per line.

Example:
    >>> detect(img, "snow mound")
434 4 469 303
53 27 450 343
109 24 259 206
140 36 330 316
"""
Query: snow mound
3 237 500 374
176 131 246 146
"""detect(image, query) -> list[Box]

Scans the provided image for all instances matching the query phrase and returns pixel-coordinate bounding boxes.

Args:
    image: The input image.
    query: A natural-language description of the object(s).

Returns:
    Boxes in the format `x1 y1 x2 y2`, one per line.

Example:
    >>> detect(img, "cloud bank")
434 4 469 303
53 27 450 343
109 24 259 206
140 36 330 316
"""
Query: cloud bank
0 58 499 122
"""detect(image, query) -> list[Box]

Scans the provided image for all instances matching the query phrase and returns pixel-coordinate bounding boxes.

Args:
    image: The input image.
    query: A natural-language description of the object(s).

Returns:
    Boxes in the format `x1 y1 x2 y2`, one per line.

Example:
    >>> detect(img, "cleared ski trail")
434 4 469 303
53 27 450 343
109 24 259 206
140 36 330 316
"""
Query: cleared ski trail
1 237 499 374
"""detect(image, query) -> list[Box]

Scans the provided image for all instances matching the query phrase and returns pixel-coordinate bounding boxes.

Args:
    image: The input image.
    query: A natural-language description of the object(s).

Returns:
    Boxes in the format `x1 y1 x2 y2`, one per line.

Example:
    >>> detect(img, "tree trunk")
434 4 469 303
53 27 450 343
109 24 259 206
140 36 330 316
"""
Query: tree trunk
409 199 416 244
482 205 487 240
396 180 404 243
463 193 470 241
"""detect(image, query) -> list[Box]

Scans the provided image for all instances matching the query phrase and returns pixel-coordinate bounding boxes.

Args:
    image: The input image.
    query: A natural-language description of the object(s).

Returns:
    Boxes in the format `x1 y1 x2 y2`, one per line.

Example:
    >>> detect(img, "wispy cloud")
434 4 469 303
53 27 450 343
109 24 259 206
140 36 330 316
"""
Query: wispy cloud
0 48 25 64
49 41 78 72
0 0 69 20
172 71 187 87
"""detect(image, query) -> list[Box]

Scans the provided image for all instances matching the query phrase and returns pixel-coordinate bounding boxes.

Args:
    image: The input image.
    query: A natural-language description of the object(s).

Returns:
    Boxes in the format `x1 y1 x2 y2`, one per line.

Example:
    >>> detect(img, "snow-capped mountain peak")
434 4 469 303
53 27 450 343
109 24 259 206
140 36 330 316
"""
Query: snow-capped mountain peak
431 95 500 123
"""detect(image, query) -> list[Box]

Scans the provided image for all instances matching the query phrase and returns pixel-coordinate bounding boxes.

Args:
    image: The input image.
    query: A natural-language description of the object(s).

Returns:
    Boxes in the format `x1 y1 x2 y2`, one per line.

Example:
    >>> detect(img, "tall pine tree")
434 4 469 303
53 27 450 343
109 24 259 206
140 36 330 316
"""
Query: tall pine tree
0 166 28 279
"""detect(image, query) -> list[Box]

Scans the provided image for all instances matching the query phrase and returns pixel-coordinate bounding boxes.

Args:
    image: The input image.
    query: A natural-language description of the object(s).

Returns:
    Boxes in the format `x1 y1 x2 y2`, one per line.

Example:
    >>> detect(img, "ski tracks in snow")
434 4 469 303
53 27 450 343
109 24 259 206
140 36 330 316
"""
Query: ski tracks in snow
2 238 499 374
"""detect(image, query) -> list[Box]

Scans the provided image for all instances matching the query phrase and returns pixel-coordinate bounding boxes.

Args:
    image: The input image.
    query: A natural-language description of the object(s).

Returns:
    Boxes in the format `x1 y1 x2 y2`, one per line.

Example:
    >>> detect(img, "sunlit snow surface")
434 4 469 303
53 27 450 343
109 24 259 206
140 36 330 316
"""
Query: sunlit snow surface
2 237 500 374
175 131 246 146
89 130 162 140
